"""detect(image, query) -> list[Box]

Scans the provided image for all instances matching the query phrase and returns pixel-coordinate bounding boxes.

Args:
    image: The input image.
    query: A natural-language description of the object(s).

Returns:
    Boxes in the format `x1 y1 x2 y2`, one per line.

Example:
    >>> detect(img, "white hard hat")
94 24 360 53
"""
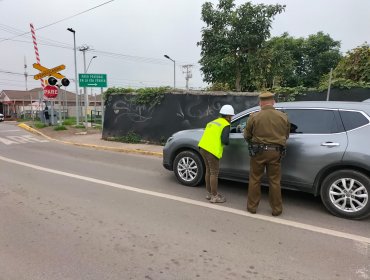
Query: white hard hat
219 104 235 116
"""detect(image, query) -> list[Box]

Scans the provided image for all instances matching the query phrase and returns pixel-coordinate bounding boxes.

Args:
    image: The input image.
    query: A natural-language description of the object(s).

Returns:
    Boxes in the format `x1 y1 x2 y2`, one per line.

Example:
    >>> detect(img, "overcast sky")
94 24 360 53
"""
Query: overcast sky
0 0 369 93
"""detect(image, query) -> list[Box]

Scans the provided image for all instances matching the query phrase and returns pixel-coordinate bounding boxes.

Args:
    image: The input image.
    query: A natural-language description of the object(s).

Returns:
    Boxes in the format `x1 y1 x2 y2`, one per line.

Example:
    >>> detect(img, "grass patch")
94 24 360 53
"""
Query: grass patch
62 118 76 126
92 124 102 129
34 122 47 129
107 131 141 144
54 125 67 131
74 125 86 129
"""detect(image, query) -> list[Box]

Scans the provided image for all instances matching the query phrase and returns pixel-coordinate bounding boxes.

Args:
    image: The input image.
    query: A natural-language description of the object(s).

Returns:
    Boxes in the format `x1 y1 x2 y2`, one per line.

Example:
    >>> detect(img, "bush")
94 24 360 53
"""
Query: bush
104 86 170 106
107 131 141 144
74 125 86 129
34 122 47 129
62 118 76 126
54 125 67 131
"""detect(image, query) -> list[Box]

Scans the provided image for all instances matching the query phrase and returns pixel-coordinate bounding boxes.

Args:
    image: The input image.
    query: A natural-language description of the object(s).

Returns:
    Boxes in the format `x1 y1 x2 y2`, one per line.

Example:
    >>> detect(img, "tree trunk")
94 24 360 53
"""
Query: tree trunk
235 65 241 92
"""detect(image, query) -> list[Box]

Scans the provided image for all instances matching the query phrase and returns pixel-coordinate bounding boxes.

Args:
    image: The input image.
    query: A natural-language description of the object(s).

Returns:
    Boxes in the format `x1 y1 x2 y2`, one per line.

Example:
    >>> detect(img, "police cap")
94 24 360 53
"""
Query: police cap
259 91 275 100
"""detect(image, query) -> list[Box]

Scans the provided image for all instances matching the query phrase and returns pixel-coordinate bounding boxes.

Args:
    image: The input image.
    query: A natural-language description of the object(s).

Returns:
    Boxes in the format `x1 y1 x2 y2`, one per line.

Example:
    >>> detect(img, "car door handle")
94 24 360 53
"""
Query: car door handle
321 142 340 147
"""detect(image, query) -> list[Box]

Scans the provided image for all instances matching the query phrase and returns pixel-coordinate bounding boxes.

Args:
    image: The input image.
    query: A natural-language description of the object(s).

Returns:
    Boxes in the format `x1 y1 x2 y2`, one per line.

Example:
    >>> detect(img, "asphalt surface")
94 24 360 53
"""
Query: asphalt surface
0 122 369 280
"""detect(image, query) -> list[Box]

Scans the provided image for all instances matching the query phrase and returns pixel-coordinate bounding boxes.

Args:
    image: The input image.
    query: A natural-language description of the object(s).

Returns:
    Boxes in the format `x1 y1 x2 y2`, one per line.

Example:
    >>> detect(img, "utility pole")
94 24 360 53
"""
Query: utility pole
182 64 193 90
24 56 28 91
79 45 90 127
164 55 176 90
326 68 333 101
67 28 79 125
24 56 33 119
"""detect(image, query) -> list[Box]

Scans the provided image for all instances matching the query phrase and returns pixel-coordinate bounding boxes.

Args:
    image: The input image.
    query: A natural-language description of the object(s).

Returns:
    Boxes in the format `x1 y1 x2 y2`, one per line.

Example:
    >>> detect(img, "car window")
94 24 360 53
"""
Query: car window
339 110 369 131
284 109 341 134
230 114 251 133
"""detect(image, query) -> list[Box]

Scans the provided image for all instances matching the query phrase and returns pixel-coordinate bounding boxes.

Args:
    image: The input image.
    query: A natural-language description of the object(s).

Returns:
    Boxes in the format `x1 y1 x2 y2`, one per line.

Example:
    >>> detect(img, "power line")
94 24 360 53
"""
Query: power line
0 0 115 44
0 70 24 76
0 35 201 67
0 23 73 48
38 0 115 31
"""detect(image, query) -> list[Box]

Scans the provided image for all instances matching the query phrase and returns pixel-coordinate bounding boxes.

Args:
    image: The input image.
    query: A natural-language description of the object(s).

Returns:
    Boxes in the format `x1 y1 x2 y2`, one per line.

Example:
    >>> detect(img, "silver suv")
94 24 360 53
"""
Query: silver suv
163 101 370 220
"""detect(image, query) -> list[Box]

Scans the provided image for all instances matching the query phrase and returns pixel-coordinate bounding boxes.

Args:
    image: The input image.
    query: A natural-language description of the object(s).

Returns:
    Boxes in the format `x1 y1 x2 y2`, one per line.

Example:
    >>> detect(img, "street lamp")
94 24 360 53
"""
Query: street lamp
67 27 79 125
87 55 97 72
86 55 98 122
164 54 176 89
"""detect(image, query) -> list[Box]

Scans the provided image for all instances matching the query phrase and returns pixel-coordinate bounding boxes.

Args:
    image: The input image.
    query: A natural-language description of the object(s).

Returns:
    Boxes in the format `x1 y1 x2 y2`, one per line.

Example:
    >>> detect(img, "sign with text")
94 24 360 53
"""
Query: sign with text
79 73 107 88
44 85 58 98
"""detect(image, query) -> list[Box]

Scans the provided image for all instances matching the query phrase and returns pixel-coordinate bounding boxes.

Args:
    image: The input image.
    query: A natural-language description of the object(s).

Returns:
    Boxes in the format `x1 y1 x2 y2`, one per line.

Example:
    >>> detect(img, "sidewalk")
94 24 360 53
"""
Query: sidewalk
18 123 163 157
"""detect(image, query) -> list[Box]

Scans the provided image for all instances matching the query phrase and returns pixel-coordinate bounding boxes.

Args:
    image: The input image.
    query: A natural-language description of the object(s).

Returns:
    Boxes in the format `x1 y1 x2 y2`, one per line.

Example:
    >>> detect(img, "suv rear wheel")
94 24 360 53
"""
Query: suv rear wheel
173 150 204 187
321 170 370 219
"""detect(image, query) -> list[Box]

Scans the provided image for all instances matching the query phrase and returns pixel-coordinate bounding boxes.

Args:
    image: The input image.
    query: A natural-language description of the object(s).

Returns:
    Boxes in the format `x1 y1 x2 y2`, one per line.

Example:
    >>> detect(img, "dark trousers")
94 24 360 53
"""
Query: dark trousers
247 150 283 214
199 148 220 196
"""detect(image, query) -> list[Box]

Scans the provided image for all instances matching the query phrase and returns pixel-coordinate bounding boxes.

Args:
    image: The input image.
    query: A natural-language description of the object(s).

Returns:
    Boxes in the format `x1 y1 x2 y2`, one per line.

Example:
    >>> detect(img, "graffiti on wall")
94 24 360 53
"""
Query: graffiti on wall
108 95 156 123
103 93 259 142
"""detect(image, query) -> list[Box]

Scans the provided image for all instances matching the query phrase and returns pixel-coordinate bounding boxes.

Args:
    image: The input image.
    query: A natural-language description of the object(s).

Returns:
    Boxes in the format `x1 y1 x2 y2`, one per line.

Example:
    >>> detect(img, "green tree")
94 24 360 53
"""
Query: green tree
197 0 285 91
334 43 370 82
254 33 304 88
319 44 370 90
302 32 342 87
259 32 341 88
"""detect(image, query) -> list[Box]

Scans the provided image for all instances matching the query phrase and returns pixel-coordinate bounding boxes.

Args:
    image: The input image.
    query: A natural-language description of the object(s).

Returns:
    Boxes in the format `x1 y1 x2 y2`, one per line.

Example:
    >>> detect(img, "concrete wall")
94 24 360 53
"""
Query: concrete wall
284 88 370 102
102 88 370 143
103 92 259 143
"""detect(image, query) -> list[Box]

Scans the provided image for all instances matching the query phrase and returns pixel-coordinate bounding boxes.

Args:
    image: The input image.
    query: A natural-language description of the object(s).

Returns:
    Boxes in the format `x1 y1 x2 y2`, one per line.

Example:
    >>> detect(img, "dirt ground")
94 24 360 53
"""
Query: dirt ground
24 121 102 139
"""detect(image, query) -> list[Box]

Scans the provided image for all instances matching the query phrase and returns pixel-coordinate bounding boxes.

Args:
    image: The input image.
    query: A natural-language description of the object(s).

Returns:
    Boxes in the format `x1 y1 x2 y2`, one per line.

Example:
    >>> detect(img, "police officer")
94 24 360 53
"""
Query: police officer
244 92 290 216
198 105 235 203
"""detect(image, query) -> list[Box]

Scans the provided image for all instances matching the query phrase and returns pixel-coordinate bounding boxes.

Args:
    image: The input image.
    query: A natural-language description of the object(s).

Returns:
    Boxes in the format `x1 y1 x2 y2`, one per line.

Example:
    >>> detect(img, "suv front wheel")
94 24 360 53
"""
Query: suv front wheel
321 170 370 219
173 150 204 187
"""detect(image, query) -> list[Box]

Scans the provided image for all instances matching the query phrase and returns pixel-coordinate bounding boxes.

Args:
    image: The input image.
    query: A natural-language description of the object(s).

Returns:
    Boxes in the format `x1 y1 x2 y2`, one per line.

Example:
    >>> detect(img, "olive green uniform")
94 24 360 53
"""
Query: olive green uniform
244 105 290 215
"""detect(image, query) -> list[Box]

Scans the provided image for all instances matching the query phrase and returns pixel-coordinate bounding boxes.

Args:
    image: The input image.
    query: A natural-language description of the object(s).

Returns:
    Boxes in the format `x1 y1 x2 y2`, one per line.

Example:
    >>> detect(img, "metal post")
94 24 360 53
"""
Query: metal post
164 55 176 90
58 88 62 124
50 101 55 125
82 50 88 127
67 28 79 125
93 88 96 123
326 68 333 101
173 60 176 89
63 87 67 121
101 87 104 127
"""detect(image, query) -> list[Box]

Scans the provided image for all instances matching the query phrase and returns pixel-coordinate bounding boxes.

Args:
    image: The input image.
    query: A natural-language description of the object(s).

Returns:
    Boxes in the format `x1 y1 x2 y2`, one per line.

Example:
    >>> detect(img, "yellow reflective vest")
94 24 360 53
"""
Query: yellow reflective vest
198 117 230 159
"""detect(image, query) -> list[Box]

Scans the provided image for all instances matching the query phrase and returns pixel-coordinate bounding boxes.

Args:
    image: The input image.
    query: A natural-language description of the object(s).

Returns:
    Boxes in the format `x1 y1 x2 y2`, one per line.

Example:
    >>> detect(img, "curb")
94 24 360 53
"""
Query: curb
17 123 53 140
17 123 163 157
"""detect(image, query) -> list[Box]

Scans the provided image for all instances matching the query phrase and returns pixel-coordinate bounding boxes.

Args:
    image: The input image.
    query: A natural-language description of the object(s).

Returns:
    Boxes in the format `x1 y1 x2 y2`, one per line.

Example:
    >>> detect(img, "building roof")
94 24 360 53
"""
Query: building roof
0 88 102 102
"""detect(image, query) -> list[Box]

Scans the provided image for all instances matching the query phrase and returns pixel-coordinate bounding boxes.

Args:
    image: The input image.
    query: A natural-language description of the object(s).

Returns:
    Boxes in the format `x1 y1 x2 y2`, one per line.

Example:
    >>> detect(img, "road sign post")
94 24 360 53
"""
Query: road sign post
79 74 107 88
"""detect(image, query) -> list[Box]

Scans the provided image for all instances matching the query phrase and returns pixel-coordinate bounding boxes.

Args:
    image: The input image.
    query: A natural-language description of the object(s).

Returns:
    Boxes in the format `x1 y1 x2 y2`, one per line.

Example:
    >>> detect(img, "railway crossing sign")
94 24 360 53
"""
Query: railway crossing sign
33 63 65 80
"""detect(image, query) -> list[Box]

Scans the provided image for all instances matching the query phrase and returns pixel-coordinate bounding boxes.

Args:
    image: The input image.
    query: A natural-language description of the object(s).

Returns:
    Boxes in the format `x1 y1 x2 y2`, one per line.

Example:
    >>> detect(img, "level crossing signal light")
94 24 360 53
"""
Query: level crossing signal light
48 76 58 86
47 76 70 87
61 78 70 87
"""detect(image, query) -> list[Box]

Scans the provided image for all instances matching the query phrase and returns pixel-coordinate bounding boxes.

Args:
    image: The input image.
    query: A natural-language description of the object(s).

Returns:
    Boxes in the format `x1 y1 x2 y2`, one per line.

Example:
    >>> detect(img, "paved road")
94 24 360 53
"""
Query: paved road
0 123 369 280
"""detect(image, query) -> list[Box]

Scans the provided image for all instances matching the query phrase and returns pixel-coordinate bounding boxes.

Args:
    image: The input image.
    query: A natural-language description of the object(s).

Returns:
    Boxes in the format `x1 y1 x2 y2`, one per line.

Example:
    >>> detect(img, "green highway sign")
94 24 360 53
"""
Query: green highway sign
79 73 107 88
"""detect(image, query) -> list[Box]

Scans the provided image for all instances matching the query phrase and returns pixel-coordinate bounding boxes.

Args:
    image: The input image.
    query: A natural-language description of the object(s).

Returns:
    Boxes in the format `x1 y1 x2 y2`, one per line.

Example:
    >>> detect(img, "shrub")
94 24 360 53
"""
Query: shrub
54 125 67 131
74 125 86 129
108 131 141 144
34 122 47 129
62 118 75 126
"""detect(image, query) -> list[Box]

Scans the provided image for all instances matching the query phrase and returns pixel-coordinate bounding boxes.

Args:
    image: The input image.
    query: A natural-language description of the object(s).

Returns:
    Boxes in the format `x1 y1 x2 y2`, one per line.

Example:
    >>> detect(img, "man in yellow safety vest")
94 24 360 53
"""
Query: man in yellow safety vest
198 104 235 203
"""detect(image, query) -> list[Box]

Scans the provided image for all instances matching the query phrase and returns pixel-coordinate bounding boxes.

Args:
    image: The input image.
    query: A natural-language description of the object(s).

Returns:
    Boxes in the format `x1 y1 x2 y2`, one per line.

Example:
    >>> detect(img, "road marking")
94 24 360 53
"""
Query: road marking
0 130 21 132
0 135 49 145
0 155 369 245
